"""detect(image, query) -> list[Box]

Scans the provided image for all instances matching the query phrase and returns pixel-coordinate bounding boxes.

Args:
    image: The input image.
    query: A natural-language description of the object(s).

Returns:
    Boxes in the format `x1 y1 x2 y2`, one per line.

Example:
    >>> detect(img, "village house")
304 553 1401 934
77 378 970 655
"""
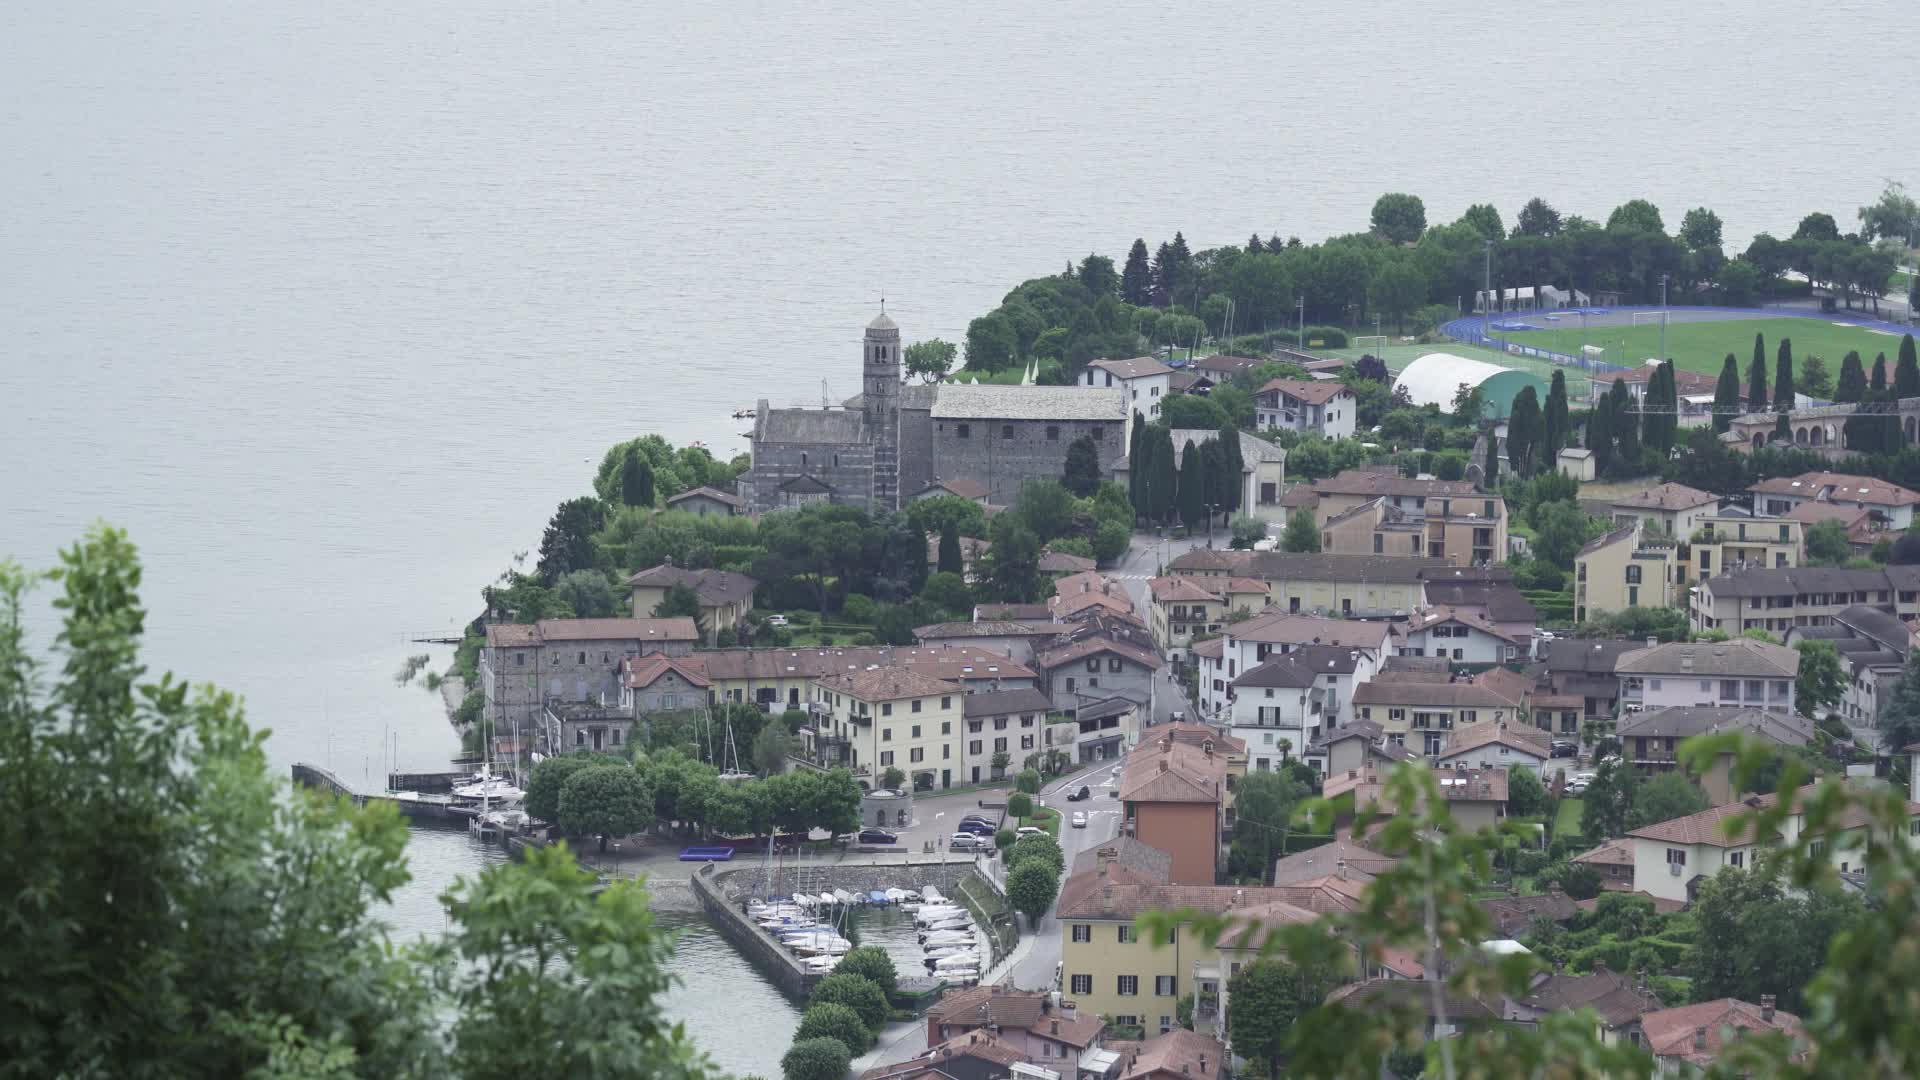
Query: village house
1051 570 1141 622
1038 549 1098 576
478 616 700 733
1784 500 1882 552
1571 839 1637 893
960 687 1056 784
921 986 1105 1074
1614 705 1813 803
1394 605 1528 663
1748 470 1920 528
1253 378 1356 438
1784 604 1911 729
911 619 1064 665
1574 522 1681 624
1082 355 1174 419
1197 612 1389 728
1635 997 1806 1072
1302 718 1420 775
812 666 965 789
1168 549 1446 617
1689 564 1920 635
1507 965 1663 1047
1324 765 1511 830
1226 644 1365 768
1615 637 1801 718
1419 565 1540 640
1539 638 1640 732
1035 612 1163 717
1434 720 1551 774
1059 696 1139 764
1608 482 1718 538
859 1030 1028 1080
1281 470 1508 567
1687 513 1802 582
1103 1029 1228 1080
1146 574 1266 665
698 644 1038 714
1120 734 1231 884
623 561 758 644
1351 671 1528 756
662 486 745 517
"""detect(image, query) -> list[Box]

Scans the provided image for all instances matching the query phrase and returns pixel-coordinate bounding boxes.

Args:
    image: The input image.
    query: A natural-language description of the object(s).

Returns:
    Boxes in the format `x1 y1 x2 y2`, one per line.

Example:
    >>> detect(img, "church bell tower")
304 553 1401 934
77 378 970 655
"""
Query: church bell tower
863 308 902 509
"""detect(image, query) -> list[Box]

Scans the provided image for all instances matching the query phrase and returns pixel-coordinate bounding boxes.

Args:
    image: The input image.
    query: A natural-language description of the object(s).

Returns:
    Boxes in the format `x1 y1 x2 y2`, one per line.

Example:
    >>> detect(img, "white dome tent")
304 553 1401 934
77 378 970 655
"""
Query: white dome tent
1392 352 1550 419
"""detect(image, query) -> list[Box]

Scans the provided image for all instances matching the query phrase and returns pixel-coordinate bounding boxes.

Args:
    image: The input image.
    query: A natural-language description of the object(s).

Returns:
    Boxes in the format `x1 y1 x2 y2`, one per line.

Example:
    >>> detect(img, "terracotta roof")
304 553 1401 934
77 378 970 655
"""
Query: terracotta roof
1326 765 1510 806
1149 576 1225 604
1120 737 1227 803
1155 722 1247 753
623 564 758 606
1072 838 1174 883
1089 355 1175 380
699 644 1033 683
1615 639 1799 678
1519 968 1660 1027
973 603 1055 621
917 477 990 500
1309 468 1486 500
1748 470 1920 508
1189 636 1225 660
913 619 1064 640
1167 547 1243 573
1167 548 1455 585
870 1031 1028 1077
1223 576 1269 594
1216 898 1324 951
621 654 711 690
1114 1028 1226 1080
1481 890 1581 937
664 486 745 509
1263 873 1373 913
1256 377 1351 406
1783 501 1874 527
1270 832 1401 886
1351 679 1515 709
1193 353 1262 376
960 688 1053 717
1039 550 1098 574
1400 605 1520 644
1438 721 1551 761
1052 589 1138 620
1227 611 1392 649
1473 666 1535 703
487 617 701 647
1577 523 1639 558
1639 998 1804 1066
1572 839 1635 867
1616 705 1812 747
1611 482 1716 511
1036 633 1162 673
816 666 962 702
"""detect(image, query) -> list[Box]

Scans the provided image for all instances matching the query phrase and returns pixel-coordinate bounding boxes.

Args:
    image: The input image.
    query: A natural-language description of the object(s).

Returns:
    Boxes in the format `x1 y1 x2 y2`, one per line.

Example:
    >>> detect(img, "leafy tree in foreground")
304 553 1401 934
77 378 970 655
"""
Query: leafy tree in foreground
794 1003 870 1051
1226 956 1348 1080
1008 858 1061 928
781 1037 852 1080
558 764 654 850
1282 508 1321 553
810 972 889 1035
1793 638 1846 719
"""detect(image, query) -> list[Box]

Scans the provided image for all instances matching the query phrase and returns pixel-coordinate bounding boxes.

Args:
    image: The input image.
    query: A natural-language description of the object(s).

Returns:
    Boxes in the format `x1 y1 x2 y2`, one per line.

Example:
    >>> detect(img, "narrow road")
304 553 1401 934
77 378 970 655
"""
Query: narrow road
1001 758 1124 991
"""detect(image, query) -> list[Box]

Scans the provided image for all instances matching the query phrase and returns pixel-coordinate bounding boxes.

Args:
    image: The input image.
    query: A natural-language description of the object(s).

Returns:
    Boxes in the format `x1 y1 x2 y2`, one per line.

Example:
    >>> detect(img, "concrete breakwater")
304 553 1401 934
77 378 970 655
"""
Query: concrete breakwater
290 763 470 821
689 858 1009 996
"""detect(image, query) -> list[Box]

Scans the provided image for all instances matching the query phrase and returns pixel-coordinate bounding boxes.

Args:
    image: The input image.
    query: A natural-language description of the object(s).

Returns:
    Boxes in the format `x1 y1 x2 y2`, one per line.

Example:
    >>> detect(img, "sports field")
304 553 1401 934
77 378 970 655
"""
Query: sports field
1325 338 1594 399
1498 315 1909 377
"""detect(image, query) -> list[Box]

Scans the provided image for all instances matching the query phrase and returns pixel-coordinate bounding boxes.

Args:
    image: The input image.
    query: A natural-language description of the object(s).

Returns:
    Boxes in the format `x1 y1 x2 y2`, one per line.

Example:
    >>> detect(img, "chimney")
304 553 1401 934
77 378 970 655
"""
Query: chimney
1181 1065 1189 1077
1693 1026 1708 1051
1761 994 1776 1021
1051 1020 1060 1035
1160 759 1169 773
1646 636 1658 650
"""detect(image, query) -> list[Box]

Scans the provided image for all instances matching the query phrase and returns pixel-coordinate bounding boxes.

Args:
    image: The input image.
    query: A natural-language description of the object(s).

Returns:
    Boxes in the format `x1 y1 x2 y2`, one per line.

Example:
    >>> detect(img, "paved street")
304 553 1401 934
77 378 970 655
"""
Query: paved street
1000 758 1125 991
1112 528 1223 728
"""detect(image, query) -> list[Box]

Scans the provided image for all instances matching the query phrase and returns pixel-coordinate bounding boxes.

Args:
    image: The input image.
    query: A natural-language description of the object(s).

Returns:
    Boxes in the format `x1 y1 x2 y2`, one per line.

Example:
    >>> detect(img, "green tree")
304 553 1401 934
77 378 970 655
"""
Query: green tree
527 753 605 823
1177 440 1206 529
1543 368 1570 455
1146 426 1178 523
811 972 889 1035
1482 425 1499 487
753 725 794 777
1093 519 1130 563
1506 766 1549 818
1627 772 1708 830
1458 202 1505 241
1680 206 1724 250
1836 350 1867 403
1008 833 1066 876
1016 768 1042 795
919 570 972 616
1007 792 1033 818
1607 198 1665 233
1898 334 1920 399
965 312 1018 371
1121 239 1154 306
1008 859 1061 928
1686 865 1865 1014
1775 338 1796 410
795 1002 870 1051
781 1037 852 1080
1230 770 1307 881
937 523 963 576
1162 393 1230 430
1793 638 1846 719
1078 253 1119 297
1712 353 1742 431
555 567 622 617
1748 333 1769 415
833 945 898 996
1368 258 1428 331
621 444 657 507
558 765 654 851
1804 520 1853 566
904 339 958 383
652 582 708 639
537 496 607 584
443 844 714 1080
1062 434 1103 497
1370 192 1427 244
1230 515 1267 549
1531 502 1604 566
1516 196 1562 237
1506 385 1541 476
1580 759 1635 840
1214 425 1246 516
990 751 1011 779
1225 956 1348 1080
1282 508 1321 553
984 517 1042 603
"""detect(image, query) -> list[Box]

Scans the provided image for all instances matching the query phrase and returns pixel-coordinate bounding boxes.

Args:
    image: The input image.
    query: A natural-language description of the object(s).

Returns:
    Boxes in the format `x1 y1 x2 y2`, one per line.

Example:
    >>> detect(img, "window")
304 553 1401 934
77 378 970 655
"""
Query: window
1072 924 1090 942
1021 735 1034 750
1090 426 1106 441
942 696 952 709
1155 976 1177 996
1909 819 1920 837
1625 565 1642 585
1165 926 1177 944
1811 839 1828 859
1649 679 1662 691
1159 1015 1173 1034
911 725 922 738
957 424 970 439
882 703 893 716
1001 424 1015 439
1108 658 1123 673
1047 425 1060 441
994 718 1008 730
880 751 894 766
882 728 893 742
970 740 983 754
1666 848 1687 867
912 699 922 713
575 729 585 746
1071 974 1092 995
910 747 924 763
611 728 622 745
1729 850 1744 867
1086 659 1100 672
942 721 951 734
994 737 1007 752
1117 975 1139 996
1118 925 1134 943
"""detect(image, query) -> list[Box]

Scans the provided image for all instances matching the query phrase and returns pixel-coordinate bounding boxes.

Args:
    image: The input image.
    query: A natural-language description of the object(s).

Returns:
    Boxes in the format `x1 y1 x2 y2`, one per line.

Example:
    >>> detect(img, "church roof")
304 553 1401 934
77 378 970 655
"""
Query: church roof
755 408 866 445
931 385 1128 421
867 311 898 331
779 474 834 494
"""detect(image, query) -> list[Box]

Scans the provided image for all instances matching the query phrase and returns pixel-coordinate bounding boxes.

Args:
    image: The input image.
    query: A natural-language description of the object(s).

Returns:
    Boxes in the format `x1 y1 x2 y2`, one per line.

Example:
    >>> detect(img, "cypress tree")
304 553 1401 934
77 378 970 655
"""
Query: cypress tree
1712 353 1741 433
1774 411 1791 441
1121 240 1153 306
1214 425 1245 516
1543 370 1569 457
1897 334 1920 399
1508 386 1541 477
1610 377 1640 473
938 523 963 575
1483 426 1500 488
1747 333 1768 416
1126 411 1146 513
1836 351 1867 403
1177 437 1205 528
1646 362 1678 455
1873 353 1890 395
1774 338 1795 411
1148 427 1177 523
1589 391 1615 476
620 445 655 507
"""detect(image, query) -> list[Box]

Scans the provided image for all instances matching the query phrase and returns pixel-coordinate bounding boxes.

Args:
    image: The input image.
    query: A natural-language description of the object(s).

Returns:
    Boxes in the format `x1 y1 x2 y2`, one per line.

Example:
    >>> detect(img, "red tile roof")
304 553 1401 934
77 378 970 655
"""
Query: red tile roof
1639 997 1804 1066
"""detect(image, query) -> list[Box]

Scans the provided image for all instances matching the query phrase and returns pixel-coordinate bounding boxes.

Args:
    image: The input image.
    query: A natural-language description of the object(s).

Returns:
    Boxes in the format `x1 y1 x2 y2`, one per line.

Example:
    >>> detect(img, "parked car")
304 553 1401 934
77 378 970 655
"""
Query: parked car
857 828 898 844
1170 710 1187 723
955 820 996 836
1070 811 1088 829
1066 786 1091 802
764 614 789 627
1016 826 1046 838
1550 740 1579 759
948 833 986 851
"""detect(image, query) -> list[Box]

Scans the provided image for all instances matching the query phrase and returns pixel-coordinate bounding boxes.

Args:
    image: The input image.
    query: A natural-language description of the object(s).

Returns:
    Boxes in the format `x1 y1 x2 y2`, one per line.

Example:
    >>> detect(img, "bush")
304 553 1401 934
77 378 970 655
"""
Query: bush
1015 769 1041 795
1007 792 1033 818
781 1037 852 1080
834 945 898 995
795 1003 870 1051
994 827 1017 851
850 633 877 647
811 972 889 1034
1007 833 1065 875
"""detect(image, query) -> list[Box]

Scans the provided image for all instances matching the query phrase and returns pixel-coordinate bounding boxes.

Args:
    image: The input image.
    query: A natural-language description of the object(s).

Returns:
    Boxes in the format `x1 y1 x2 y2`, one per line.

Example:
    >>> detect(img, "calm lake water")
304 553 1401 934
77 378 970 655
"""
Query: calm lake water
2 0 1911 1070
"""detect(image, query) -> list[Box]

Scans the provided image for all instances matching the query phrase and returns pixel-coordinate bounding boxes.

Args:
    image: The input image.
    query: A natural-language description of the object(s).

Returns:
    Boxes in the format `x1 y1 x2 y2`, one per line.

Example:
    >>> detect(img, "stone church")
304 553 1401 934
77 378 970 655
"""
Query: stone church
741 312 1129 513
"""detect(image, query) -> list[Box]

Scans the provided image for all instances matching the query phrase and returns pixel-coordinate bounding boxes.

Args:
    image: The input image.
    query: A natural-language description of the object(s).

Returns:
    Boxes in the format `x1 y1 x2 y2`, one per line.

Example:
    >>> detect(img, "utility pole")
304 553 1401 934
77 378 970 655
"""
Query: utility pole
1296 296 1305 348
1659 274 1670 367
1483 240 1495 348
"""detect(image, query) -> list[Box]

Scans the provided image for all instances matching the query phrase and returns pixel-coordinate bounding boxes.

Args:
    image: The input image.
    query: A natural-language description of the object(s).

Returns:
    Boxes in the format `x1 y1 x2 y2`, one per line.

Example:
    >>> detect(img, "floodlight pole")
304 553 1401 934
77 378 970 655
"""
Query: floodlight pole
1659 274 1669 367
1483 240 1494 348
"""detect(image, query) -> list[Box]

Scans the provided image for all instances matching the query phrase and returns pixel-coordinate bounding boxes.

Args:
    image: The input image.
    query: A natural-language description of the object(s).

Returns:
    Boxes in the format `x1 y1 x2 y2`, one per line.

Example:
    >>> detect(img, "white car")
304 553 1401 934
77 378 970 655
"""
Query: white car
765 614 789 627
1070 811 1088 829
1016 826 1046 838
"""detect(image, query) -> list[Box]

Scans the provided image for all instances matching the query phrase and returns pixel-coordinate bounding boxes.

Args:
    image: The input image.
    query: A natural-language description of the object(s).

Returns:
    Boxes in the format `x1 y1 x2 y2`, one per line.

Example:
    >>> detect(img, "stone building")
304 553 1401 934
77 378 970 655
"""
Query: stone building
741 311 1126 512
478 617 700 734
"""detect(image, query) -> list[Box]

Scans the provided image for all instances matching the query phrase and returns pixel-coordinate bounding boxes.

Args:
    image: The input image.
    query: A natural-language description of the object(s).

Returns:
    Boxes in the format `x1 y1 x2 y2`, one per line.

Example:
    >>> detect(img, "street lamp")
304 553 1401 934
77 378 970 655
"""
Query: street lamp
1205 503 1216 547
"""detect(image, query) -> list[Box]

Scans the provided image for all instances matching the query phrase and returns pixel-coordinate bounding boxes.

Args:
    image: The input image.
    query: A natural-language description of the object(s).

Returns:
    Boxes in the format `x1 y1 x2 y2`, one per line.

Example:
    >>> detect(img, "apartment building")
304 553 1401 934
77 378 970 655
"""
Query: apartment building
1687 514 1802 582
1419 566 1540 642
1539 639 1643 733
623 562 757 643
1784 604 1911 729
813 667 965 788
1083 355 1174 419
1227 645 1363 768
1196 613 1388 726
1608 483 1718 538
1614 706 1813 803
1282 469 1507 567
1615 638 1800 718
698 644 1038 713
1146 575 1266 663
1351 672 1528 756
1253 378 1356 438
1119 735 1231 885
959 687 1054 784
1689 565 1920 635
1574 523 1681 624
1395 606 1528 663
1035 612 1163 716
1749 471 1920 528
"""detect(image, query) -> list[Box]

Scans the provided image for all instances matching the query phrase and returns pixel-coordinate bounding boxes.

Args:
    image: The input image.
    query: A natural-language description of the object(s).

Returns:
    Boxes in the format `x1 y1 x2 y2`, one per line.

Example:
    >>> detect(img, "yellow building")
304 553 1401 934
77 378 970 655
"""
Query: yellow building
1168 550 1444 619
1686 514 1802 583
1146 576 1266 661
1350 675 1527 757
624 564 757 644
1573 523 1680 624
1282 470 1508 566
814 666 965 789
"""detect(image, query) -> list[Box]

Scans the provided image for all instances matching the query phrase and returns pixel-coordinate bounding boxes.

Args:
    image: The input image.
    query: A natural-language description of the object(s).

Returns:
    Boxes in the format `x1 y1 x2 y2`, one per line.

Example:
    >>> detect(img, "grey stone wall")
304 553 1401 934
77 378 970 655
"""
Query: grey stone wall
482 637 692 733
745 438 875 513
898 406 935 504
1045 656 1157 716
931 417 1128 505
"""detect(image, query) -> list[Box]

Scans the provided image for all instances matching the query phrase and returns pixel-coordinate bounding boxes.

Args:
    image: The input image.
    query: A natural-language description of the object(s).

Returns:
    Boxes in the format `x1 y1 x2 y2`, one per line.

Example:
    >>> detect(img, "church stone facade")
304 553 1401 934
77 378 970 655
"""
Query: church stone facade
742 312 1128 513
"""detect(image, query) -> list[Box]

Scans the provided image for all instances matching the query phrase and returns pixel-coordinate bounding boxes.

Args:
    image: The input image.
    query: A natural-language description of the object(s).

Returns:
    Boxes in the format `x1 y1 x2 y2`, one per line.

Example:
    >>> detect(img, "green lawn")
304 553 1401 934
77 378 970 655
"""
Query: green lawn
1019 805 1061 838
1323 339 1595 400
1553 798 1585 841
1499 315 1910 377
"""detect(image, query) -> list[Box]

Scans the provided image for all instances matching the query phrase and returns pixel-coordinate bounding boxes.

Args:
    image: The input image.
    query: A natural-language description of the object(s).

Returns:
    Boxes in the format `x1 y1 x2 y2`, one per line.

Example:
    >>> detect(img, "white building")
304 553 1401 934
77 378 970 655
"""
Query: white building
1226 647 1366 767
1394 606 1527 664
1615 638 1800 718
1433 721 1550 775
1082 355 1174 420
1253 378 1356 439
1197 613 1389 729
1748 471 1920 530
